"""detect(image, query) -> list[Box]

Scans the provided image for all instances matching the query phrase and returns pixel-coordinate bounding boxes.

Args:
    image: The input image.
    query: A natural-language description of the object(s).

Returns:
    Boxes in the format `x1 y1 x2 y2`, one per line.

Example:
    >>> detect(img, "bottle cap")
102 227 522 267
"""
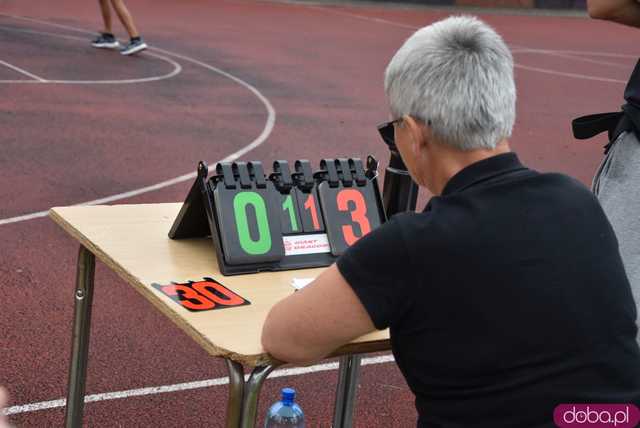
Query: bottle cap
281 387 295 405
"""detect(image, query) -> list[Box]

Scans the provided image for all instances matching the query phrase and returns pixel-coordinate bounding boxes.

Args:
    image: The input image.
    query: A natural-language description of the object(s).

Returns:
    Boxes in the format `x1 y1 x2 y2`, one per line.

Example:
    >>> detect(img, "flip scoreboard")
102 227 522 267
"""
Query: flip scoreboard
169 158 386 275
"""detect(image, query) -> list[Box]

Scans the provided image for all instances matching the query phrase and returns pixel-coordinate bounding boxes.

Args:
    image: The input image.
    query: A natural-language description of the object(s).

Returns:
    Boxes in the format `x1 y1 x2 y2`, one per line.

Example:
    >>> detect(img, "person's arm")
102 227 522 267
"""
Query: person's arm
262 217 413 364
261 264 376 364
587 0 640 28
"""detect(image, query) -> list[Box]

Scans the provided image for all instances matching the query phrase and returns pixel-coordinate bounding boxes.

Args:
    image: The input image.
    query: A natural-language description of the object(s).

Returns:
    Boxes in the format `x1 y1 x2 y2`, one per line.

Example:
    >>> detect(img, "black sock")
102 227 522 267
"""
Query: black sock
102 32 115 38
131 36 141 42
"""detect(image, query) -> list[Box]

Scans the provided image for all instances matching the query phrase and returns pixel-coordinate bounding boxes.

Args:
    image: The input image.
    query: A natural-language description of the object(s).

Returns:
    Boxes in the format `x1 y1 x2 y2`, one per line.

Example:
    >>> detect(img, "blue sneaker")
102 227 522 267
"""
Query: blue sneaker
120 38 148 56
92 33 120 49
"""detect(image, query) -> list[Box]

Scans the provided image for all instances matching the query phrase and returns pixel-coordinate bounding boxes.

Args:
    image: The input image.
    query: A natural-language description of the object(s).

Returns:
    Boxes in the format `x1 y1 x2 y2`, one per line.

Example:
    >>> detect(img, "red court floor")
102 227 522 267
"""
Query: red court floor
0 1 637 426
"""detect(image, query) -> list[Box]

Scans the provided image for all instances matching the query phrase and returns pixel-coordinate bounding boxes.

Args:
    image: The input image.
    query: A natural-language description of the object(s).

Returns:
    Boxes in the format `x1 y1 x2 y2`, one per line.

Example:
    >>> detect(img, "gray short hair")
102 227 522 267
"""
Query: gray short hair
384 16 516 151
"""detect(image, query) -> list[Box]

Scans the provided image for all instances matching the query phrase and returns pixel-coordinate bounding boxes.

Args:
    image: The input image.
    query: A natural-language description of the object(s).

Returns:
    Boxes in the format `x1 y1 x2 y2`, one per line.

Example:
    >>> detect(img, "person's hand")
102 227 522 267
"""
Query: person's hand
0 387 10 428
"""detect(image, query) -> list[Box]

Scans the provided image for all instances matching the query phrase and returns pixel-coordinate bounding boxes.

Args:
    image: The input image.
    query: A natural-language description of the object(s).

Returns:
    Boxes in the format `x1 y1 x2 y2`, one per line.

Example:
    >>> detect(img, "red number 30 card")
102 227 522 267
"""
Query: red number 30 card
152 277 250 312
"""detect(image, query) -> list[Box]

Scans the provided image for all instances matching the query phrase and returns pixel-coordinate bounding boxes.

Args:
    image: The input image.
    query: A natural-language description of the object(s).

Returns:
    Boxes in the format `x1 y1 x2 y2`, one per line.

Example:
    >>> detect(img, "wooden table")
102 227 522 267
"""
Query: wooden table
50 203 390 428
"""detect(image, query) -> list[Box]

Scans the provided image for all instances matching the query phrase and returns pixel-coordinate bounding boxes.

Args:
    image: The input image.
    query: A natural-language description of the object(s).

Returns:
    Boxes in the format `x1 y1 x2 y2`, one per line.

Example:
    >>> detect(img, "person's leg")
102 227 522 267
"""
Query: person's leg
109 0 139 38
109 0 147 55
92 0 119 48
98 0 113 35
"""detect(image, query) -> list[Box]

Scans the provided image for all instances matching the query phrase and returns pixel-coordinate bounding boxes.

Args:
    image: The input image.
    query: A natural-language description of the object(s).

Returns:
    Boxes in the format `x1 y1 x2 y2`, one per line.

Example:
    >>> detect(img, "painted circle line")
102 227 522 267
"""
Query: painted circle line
0 14 276 226
0 26 182 84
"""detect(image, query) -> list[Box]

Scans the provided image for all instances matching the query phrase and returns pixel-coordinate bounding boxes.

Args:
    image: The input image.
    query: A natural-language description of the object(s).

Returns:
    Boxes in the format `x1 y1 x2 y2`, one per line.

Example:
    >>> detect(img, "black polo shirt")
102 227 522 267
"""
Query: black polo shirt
337 153 640 428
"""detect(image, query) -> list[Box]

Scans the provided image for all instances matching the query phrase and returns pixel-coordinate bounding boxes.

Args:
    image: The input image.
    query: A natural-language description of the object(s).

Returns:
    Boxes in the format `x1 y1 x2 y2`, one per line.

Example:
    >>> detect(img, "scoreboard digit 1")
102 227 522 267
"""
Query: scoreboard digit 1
292 160 325 234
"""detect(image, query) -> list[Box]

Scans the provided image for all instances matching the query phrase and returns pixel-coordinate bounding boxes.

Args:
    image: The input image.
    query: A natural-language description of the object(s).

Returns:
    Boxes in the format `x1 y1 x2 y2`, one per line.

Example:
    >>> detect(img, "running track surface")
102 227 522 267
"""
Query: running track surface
0 1 638 426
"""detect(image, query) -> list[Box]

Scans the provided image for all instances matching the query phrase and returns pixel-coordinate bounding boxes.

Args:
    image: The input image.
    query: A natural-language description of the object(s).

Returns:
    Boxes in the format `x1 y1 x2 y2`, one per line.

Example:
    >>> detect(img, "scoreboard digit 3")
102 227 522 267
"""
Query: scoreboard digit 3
169 157 386 275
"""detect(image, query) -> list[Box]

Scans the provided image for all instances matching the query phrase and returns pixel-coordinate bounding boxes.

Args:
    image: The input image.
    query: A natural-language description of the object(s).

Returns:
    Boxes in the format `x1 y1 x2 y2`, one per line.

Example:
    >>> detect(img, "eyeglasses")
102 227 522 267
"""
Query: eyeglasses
377 118 403 148
378 116 431 148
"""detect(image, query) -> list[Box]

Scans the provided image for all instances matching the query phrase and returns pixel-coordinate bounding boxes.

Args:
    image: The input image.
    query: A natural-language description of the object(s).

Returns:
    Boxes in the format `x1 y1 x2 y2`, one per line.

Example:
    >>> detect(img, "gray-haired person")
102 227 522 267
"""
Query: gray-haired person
580 0 640 346
262 16 640 427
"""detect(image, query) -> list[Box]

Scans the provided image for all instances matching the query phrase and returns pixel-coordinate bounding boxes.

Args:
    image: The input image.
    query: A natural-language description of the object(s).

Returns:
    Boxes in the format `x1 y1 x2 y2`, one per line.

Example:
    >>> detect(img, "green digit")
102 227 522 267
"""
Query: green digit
282 194 299 232
233 192 272 255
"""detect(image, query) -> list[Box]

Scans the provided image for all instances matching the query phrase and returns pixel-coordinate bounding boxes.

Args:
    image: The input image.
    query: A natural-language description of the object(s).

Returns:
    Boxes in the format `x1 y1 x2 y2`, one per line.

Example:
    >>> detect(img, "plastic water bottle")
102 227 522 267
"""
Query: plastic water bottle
264 387 305 428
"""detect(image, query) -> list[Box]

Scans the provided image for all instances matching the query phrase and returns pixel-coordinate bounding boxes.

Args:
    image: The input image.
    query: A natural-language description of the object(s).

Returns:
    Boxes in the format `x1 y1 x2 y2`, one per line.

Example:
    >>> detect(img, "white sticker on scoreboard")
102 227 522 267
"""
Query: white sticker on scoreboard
283 234 331 256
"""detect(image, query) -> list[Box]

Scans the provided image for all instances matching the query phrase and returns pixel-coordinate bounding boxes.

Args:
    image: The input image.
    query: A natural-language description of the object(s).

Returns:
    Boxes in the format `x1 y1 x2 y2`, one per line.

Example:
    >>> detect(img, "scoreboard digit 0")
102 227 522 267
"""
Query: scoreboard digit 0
214 162 285 265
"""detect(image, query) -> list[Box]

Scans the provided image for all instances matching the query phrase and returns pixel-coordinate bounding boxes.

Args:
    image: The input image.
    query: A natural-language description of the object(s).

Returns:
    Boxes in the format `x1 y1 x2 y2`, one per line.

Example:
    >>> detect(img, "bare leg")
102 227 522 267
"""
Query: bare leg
98 0 113 34
109 0 140 38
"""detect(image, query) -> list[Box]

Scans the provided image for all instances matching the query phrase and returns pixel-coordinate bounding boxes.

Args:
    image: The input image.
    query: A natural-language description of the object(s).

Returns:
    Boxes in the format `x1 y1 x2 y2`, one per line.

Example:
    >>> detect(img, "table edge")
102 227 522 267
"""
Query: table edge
49 206 391 367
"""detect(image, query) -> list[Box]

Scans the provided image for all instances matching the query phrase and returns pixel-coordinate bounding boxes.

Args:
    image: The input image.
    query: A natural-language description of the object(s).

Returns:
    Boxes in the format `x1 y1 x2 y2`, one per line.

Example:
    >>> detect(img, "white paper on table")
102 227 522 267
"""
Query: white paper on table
291 277 315 290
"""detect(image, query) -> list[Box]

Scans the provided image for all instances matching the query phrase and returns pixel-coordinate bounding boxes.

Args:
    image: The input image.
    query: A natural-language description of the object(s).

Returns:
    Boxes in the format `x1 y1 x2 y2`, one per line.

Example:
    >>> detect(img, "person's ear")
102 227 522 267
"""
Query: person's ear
403 115 428 153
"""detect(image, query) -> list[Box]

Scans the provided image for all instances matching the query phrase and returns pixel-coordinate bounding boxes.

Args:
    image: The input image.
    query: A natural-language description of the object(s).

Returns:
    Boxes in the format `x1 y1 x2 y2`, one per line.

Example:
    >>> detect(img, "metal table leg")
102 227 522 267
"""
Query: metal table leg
241 365 276 428
64 246 96 428
226 360 245 428
225 361 277 428
332 355 361 428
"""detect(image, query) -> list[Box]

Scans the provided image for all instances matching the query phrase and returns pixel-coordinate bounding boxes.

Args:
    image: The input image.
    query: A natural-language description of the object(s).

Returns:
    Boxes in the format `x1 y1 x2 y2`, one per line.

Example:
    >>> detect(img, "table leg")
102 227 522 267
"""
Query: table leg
226 360 245 428
240 364 276 428
332 355 361 428
64 246 96 428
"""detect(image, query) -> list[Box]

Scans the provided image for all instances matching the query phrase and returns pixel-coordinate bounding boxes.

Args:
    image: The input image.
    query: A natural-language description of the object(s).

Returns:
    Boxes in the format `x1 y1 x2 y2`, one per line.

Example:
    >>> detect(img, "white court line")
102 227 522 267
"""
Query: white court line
306 5 419 30
513 63 627 84
0 59 46 81
509 49 630 84
308 6 631 85
1 14 112 35
524 50 631 69
0 26 182 84
2 355 395 416
510 47 635 70
0 14 275 226
510 48 638 59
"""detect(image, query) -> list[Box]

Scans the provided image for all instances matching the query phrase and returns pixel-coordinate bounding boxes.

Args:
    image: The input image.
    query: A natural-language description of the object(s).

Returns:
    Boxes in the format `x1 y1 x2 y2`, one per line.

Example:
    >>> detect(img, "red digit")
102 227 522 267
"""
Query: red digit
304 194 321 230
192 281 245 306
337 189 371 245
161 284 215 310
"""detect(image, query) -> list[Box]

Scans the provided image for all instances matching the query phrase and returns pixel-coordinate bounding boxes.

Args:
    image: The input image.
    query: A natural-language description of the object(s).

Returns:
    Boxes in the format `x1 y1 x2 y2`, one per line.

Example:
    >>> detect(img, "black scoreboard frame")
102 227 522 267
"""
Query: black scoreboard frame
169 157 386 275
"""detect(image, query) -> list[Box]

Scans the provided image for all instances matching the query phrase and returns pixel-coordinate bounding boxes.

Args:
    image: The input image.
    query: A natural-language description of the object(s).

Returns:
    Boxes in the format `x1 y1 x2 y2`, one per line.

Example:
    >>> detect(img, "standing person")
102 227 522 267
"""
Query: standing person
92 0 147 56
578 0 640 343
262 16 640 427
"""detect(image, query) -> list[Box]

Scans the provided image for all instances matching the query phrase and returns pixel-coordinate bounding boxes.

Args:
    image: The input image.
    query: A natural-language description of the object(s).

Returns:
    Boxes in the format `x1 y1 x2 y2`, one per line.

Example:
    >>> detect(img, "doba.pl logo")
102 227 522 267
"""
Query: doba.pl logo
554 404 640 427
